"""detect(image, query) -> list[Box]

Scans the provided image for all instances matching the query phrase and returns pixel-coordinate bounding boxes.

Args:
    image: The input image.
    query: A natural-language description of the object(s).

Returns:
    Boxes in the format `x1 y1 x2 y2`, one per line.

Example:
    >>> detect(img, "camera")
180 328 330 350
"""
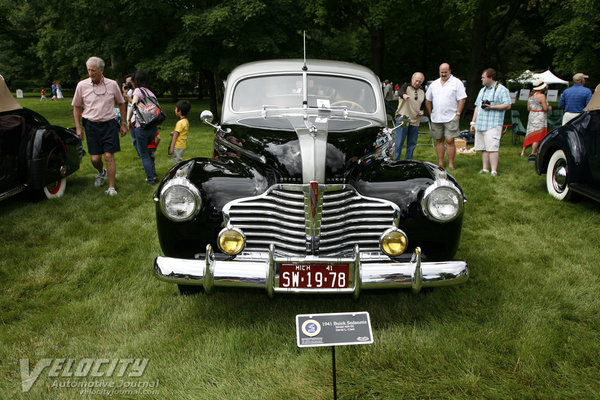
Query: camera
481 100 491 110
123 82 133 90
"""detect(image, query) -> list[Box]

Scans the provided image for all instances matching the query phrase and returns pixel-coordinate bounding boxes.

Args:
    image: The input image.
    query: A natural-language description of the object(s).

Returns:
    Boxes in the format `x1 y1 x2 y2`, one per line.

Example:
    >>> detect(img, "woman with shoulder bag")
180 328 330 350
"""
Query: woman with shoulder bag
127 70 159 184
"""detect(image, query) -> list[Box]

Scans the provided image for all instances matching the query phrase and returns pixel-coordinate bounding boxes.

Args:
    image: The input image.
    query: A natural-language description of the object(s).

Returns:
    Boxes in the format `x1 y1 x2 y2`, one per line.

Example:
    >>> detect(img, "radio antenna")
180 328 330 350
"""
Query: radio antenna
302 30 307 71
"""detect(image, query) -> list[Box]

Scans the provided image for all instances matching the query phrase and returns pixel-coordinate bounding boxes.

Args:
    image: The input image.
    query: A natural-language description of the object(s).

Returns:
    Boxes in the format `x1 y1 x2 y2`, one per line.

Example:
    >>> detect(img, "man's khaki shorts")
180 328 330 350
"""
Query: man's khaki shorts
430 117 460 140
474 126 501 152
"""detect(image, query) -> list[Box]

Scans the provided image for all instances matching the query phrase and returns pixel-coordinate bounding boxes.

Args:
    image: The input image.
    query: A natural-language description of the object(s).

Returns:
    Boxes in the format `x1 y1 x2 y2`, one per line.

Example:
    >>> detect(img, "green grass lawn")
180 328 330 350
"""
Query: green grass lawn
1 98 599 399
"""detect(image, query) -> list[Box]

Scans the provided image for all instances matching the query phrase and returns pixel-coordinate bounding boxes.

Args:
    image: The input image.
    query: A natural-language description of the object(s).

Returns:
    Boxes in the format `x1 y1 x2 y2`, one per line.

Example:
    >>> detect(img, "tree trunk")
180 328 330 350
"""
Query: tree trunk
370 27 385 78
202 69 219 121
465 1 490 117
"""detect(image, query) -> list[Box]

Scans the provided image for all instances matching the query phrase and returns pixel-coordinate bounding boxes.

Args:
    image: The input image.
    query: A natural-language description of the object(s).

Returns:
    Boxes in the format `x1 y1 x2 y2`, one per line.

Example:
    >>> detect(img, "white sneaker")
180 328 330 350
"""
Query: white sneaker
94 168 107 187
478 169 489 174
491 171 498 177
105 187 117 196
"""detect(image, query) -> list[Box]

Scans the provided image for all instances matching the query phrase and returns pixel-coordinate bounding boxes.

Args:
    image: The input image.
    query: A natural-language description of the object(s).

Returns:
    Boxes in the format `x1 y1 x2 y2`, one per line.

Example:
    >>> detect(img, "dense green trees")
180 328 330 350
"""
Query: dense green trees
1 0 598 115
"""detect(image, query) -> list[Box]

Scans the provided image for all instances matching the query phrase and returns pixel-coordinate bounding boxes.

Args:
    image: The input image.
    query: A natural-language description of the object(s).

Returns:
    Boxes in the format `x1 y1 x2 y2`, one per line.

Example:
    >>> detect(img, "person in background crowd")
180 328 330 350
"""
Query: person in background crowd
122 73 139 157
127 70 159 184
383 80 395 115
470 68 511 177
147 129 160 182
394 72 425 160
72 56 127 196
168 100 191 165
51 82 57 100
40 88 46 101
559 73 592 125
56 81 63 99
425 62 467 170
522 79 551 162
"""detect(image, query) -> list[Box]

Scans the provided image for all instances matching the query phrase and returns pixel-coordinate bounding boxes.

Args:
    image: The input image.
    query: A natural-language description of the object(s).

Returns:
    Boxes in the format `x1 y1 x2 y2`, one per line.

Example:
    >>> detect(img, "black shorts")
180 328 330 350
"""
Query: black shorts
83 118 121 155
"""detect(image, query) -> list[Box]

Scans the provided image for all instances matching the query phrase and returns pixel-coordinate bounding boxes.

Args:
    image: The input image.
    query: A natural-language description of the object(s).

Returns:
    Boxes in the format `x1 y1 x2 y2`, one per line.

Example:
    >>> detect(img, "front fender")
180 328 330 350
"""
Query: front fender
155 157 270 258
26 127 82 190
537 115 588 183
353 159 464 260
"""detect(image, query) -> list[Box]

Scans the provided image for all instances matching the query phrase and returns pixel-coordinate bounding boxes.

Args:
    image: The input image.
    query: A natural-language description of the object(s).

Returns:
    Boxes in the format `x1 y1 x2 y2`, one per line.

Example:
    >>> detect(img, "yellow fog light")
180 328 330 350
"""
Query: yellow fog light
218 227 245 255
380 228 408 256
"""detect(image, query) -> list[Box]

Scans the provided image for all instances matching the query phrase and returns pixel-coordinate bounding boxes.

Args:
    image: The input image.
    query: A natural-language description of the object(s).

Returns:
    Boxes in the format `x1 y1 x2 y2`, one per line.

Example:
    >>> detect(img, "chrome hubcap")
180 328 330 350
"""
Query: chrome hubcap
553 161 567 192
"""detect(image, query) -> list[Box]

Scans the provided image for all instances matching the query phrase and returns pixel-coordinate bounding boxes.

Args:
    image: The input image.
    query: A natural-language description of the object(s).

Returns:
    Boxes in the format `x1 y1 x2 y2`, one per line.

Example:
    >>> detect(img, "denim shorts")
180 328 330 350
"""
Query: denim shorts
83 118 121 155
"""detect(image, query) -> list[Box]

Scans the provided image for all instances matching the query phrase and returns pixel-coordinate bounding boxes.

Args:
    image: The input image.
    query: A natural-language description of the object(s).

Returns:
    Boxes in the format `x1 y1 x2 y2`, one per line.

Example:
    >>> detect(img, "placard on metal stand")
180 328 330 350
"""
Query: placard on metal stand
296 312 373 399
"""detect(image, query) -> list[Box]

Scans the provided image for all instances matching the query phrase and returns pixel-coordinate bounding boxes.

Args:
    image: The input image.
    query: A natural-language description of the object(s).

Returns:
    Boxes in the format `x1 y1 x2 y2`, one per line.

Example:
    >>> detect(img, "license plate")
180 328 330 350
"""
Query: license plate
278 263 349 289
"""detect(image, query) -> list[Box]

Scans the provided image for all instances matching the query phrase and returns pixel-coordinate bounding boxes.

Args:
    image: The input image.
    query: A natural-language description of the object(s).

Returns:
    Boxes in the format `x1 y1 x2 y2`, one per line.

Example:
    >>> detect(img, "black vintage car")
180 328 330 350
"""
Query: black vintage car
154 59 468 296
536 91 600 202
0 77 84 201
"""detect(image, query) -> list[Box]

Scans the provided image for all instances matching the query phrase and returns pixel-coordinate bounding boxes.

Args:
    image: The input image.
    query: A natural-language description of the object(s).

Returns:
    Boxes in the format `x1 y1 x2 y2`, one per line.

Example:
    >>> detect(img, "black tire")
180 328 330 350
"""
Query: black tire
546 149 572 201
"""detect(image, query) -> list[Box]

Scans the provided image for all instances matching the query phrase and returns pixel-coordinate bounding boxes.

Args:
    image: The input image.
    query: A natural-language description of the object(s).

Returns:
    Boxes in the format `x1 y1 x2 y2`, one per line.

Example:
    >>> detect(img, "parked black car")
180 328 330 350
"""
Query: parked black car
0 78 84 201
536 91 600 202
154 59 468 296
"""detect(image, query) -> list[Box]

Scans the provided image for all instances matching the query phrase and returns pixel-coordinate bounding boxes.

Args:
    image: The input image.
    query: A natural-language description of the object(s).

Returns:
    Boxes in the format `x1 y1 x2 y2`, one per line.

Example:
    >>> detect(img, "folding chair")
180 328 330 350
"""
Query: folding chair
416 115 434 147
547 109 564 129
510 110 527 144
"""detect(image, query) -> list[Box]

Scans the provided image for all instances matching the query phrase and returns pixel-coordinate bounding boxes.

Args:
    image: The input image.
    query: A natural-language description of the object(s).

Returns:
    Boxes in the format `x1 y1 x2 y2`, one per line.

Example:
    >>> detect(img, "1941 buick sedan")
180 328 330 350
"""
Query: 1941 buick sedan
154 59 468 296
0 77 84 201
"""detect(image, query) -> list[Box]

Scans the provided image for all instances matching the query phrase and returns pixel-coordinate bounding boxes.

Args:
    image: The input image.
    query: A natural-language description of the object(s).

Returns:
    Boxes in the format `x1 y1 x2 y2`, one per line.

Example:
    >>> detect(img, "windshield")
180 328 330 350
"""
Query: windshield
232 74 377 113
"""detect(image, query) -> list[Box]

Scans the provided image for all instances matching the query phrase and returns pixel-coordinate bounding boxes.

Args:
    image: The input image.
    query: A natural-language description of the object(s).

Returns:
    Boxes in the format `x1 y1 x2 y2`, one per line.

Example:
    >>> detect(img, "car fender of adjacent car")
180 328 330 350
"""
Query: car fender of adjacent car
0 78 84 201
536 102 600 202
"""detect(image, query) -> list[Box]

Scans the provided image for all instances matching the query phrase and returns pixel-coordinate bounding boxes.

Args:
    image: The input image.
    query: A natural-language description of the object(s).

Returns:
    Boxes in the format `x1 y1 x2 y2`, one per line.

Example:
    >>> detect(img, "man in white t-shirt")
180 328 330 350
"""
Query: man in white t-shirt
425 63 467 170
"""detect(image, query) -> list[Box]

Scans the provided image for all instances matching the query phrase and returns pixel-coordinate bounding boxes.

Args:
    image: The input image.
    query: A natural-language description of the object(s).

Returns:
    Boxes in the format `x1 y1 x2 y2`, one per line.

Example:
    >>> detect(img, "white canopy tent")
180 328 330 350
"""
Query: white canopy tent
511 69 569 85
533 70 569 85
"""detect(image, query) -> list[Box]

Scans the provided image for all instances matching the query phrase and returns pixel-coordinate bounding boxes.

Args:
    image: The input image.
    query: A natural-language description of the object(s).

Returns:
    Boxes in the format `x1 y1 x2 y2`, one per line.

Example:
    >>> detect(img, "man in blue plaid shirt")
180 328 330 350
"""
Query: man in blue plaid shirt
470 68 511 177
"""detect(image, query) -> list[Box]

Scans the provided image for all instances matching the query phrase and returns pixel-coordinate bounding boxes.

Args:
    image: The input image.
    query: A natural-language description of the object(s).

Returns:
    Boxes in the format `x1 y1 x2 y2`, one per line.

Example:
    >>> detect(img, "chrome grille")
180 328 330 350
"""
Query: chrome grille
223 184 400 256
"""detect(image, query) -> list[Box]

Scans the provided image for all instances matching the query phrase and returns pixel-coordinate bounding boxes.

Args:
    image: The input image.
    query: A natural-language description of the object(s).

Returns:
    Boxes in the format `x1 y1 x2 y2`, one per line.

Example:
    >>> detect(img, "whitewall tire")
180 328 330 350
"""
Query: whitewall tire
546 149 572 201
42 177 67 199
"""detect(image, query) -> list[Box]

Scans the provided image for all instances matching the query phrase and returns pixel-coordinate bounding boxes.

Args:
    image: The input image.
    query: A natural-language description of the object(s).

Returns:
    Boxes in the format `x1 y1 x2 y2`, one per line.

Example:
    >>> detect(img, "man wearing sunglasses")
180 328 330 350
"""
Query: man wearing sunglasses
72 56 127 196
394 72 426 160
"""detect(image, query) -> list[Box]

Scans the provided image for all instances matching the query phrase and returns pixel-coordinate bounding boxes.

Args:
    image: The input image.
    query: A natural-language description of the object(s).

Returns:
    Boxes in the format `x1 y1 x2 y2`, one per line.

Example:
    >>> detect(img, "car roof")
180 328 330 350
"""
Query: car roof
222 59 386 125
0 76 23 113
226 59 382 84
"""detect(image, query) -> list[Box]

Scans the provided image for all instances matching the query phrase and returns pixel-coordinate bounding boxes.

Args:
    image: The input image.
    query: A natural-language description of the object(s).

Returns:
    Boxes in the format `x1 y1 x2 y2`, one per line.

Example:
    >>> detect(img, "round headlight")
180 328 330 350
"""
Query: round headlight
422 183 463 222
218 227 245 255
380 228 408 256
159 179 201 221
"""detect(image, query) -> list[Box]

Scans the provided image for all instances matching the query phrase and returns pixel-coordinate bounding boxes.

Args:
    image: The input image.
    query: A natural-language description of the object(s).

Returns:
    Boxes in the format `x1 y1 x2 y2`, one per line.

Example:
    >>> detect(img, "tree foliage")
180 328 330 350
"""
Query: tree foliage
1 0 598 114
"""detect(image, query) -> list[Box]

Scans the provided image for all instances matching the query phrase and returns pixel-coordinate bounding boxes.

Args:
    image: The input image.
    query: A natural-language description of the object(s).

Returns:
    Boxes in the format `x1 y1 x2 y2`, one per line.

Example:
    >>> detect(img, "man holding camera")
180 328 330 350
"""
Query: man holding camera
470 68 511 177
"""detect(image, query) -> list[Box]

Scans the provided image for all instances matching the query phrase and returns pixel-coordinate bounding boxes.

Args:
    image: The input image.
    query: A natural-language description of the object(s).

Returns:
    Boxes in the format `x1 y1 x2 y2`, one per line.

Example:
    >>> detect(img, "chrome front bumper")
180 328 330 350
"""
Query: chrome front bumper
154 245 468 297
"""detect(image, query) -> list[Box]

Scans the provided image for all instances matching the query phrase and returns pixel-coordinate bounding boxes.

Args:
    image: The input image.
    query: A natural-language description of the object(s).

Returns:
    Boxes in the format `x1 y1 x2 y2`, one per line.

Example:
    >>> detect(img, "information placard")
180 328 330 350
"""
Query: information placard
296 312 373 348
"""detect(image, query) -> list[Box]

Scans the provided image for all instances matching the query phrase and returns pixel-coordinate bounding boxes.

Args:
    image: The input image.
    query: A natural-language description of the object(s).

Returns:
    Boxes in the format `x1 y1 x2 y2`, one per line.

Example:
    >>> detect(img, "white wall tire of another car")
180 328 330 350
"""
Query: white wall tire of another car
546 149 572 201
42 177 67 199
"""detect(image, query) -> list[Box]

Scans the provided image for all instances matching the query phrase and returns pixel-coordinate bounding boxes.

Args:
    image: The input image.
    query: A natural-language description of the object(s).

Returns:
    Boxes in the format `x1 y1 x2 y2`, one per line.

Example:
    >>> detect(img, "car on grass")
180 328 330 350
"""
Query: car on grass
153 59 468 296
0 77 84 201
535 91 600 202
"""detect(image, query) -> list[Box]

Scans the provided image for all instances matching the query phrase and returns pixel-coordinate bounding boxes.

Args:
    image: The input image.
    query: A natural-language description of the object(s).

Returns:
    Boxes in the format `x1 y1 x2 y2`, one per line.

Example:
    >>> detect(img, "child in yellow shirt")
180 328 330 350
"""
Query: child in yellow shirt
168 100 191 164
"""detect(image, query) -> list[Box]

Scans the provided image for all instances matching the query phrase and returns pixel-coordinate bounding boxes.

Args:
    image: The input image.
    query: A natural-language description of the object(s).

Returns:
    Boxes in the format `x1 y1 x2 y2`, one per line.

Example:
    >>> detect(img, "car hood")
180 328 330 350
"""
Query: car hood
221 116 382 183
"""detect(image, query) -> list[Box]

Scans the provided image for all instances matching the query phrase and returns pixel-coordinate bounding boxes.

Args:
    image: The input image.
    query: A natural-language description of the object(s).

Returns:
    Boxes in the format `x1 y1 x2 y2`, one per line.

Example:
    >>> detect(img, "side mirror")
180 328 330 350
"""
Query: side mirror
200 110 214 124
